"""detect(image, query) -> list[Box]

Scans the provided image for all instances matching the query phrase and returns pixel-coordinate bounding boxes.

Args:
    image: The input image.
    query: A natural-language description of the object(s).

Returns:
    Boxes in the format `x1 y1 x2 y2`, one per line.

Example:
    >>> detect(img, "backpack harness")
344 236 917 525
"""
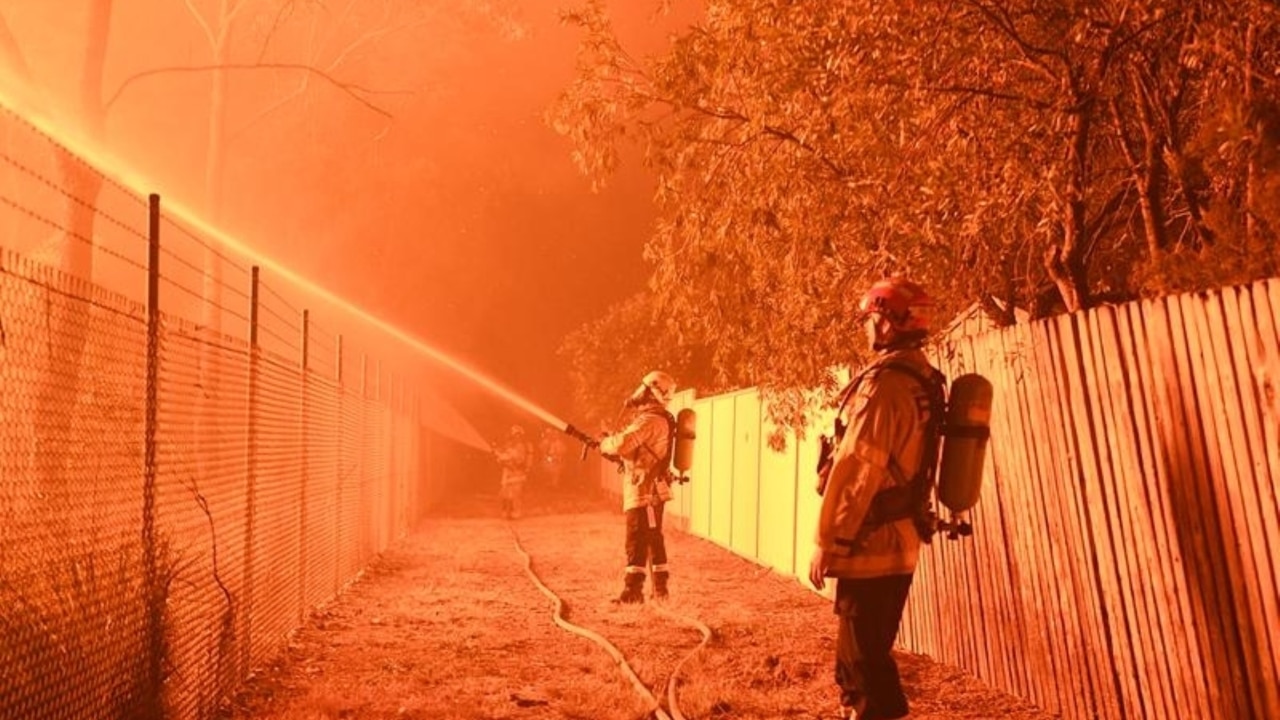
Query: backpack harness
819 358 947 544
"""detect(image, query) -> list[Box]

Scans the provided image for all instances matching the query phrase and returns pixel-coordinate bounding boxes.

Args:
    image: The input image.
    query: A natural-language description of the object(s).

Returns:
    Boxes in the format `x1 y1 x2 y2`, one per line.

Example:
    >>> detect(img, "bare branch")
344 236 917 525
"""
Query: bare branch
230 80 309 139
325 16 435 73
257 0 300 63
183 0 217 48
0 11 34 82
105 62 400 118
223 0 252 29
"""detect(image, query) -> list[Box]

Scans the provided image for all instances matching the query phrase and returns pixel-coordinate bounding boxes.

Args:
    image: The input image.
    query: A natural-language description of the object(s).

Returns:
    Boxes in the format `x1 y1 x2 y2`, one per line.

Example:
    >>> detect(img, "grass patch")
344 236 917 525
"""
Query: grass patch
0 529 176 719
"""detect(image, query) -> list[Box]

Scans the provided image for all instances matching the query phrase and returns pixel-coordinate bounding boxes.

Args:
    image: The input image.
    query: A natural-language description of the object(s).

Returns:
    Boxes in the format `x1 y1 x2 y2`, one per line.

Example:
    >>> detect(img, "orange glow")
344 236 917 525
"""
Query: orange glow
0 88 571 433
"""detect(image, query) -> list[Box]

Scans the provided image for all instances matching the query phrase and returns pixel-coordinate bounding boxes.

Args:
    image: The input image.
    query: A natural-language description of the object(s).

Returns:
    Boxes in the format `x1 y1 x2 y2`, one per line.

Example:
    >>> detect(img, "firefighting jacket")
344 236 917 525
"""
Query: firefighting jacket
599 402 674 512
817 348 939 578
496 440 531 487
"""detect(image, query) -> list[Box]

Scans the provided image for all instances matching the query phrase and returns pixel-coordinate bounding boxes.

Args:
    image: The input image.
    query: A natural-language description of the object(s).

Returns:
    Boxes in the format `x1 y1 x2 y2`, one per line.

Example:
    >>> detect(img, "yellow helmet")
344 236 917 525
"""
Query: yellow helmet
641 370 677 405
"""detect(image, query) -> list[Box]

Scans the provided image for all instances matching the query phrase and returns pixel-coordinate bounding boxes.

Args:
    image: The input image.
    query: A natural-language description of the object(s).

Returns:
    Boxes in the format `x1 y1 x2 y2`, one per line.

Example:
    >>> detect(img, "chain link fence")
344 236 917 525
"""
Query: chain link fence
0 102 430 719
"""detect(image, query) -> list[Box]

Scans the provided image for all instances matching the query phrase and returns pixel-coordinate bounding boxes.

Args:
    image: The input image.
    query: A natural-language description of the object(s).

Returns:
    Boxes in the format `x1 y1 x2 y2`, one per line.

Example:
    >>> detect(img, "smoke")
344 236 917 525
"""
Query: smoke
419 386 491 452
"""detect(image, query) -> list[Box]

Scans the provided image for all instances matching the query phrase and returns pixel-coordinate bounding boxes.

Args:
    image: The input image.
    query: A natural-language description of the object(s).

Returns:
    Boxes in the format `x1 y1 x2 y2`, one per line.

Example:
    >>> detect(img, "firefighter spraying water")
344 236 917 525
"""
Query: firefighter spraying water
487 369 697 602
574 371 696 602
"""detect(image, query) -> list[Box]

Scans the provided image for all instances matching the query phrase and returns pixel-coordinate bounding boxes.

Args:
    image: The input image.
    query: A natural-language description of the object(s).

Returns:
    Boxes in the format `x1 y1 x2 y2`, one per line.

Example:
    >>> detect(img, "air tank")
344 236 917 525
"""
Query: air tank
937 373 993 514
672 408 697 478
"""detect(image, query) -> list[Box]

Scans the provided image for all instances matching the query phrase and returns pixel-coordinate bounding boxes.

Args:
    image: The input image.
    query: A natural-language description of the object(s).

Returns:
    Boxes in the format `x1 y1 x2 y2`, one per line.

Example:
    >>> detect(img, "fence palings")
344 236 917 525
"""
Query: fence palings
655 278 1280 720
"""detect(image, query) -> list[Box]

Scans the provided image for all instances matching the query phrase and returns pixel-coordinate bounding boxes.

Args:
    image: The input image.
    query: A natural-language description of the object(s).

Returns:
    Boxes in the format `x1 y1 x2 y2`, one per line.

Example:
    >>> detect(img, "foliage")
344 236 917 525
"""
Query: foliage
0 531 178 720
557 289 720 427
550 0 1280 425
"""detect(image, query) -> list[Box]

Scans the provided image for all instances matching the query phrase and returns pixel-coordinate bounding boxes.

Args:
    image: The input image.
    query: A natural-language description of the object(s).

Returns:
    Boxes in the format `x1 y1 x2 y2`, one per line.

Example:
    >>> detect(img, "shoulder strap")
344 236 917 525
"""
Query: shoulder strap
631 407 676 466
833 357 941 418
830 360 880 423
870 360 948 470
658 409 677 466
852 361 948 537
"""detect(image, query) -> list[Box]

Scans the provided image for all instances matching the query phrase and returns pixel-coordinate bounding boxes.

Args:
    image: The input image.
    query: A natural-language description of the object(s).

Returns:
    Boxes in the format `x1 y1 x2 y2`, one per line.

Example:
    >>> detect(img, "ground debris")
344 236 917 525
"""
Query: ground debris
225 490 1061 720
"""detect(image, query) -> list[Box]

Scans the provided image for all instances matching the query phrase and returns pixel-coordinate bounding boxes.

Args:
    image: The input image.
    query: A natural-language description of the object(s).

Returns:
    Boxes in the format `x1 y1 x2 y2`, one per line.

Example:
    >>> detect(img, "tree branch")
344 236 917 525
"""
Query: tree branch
105 63 399 117
183 0 217 48
679 102 853 179
962 0 1064 82
325 16 435 74
223 0 251 29
256 0 301 63
871 75 1055 110
0 11 34 82
230 80 309 140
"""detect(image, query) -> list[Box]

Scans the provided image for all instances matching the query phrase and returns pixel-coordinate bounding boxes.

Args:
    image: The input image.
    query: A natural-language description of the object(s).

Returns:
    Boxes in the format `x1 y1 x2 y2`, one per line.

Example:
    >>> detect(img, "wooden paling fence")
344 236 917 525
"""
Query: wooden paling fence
615 277 1280 720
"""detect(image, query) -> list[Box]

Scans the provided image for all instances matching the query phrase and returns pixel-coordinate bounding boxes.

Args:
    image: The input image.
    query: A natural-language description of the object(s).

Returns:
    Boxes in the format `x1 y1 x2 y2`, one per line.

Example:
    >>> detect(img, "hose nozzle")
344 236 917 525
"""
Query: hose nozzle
563 423 599 460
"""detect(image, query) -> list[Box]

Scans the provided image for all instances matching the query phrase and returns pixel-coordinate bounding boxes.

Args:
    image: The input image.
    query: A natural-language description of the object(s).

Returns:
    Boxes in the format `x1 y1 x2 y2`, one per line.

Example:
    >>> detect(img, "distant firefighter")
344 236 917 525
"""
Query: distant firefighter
493 424 533 520
538 427 568 489
597 370 679 603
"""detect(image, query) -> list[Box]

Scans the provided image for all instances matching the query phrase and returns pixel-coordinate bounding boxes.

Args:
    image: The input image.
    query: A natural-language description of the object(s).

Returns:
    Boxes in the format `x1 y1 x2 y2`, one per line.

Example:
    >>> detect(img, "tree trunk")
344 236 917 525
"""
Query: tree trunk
1244 22 1257 249
197 3 235 487
34 0 112 511
1045 101 1091 312
1127 72 1169 257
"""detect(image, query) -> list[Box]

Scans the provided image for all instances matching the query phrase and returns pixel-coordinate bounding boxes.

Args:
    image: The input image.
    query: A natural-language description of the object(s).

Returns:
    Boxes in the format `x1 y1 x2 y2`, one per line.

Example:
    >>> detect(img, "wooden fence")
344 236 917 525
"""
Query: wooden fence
603 277 1280 720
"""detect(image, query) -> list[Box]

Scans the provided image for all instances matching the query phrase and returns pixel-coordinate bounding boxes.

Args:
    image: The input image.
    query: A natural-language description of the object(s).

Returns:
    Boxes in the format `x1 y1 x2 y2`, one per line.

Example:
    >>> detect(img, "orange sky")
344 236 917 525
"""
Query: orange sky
0 0 701 432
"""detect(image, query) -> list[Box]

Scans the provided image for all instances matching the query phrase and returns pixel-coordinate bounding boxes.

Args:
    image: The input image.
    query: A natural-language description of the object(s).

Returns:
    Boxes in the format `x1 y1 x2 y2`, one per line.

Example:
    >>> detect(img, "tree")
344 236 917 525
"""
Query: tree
0 1 114 506
132 0 434 473
550 0 1280 424
557 289 717 427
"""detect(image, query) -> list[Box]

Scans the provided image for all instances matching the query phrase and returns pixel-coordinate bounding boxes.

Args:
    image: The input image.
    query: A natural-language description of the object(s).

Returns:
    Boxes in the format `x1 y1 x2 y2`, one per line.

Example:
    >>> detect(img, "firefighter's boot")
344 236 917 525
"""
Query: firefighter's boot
652 570 670 600
615 572 645 604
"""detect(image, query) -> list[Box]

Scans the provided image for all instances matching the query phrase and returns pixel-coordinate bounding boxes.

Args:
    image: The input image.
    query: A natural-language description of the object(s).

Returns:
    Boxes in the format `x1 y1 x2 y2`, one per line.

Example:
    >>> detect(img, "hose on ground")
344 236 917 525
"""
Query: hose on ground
510 524 673 720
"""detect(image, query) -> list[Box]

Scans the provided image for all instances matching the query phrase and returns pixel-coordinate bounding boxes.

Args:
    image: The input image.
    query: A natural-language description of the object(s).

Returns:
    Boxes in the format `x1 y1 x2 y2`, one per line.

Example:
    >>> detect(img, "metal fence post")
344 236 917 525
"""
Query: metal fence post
297 309 309 623
143 193 163 709
420 390 427 514
389 373 399 540
397 377 406 536
241 266 261 676
375 360 384 553
407 386 417 522
359 354 369 563
333 334 343 595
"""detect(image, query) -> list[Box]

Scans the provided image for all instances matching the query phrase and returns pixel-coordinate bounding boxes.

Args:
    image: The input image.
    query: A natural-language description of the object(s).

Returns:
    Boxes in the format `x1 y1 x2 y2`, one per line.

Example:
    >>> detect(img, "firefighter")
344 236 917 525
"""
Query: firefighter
808 277 943 720
598 370 678 603
494 424 532 520
538 427 568 489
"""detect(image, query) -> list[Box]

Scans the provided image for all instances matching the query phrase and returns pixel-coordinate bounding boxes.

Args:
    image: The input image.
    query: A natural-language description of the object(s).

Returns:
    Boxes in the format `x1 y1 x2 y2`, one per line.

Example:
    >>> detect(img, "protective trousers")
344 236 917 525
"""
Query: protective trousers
499 481 524 520
622 502 668 600
834 574 914 720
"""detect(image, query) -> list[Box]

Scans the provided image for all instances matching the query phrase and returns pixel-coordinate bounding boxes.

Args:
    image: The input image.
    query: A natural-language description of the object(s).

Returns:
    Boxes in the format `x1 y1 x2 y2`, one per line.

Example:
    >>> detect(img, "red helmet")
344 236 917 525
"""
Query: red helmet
858 277 934 334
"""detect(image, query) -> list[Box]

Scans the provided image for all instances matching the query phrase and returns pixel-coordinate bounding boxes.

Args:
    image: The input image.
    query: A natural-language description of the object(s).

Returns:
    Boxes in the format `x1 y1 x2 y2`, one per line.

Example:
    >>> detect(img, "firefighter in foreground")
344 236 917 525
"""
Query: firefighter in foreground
494 424 532 520
809 277 946 720
596 370 679 604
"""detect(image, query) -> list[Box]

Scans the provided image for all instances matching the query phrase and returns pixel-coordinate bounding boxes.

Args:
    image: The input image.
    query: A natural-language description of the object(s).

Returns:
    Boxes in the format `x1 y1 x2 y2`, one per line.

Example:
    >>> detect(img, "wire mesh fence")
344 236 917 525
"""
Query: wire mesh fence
0 103 427 719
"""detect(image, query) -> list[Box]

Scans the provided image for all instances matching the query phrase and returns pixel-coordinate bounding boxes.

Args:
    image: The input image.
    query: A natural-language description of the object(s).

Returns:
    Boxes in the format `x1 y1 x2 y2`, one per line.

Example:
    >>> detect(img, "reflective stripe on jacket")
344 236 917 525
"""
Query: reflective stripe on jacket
599 403 673 512
817 348 938 578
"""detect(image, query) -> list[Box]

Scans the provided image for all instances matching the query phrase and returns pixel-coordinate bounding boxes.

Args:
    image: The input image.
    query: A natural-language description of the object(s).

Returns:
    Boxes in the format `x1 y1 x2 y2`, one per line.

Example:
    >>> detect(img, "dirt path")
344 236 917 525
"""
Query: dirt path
224 490 1060 720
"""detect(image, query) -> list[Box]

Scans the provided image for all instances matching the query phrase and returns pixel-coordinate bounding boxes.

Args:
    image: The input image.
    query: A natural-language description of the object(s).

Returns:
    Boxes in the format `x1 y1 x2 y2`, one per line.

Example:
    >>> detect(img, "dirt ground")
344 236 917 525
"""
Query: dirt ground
223 486 1061 720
